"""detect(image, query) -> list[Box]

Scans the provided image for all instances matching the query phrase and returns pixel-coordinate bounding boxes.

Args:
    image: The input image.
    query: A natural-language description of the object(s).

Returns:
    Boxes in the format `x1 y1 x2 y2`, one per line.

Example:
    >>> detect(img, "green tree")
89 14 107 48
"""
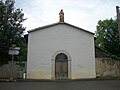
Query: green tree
0 0 27 65
95 18 120 57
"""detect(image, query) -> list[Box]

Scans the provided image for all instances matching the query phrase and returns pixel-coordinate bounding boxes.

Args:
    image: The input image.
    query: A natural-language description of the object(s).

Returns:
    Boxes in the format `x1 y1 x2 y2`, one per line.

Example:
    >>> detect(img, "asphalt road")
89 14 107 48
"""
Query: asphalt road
0 80 120 90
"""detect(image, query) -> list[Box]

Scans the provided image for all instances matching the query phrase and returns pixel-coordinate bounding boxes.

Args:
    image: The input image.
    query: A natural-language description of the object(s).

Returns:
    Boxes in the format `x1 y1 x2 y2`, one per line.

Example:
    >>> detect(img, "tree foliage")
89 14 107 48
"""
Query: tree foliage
95 18 120 57
0 0 27 65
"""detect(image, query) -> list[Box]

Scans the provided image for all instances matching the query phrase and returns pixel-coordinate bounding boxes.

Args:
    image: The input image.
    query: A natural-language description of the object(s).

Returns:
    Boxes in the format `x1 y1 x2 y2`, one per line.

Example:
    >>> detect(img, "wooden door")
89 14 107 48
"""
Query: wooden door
55 61 68 79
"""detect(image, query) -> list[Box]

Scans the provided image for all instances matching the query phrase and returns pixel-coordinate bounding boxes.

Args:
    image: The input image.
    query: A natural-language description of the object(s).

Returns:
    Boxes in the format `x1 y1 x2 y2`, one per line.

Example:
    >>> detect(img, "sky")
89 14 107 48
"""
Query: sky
14 0 120 33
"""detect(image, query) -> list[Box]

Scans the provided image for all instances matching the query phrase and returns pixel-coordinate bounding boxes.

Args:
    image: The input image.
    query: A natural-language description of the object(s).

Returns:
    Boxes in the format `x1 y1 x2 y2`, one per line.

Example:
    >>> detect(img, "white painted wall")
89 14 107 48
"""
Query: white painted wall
27 23 96 79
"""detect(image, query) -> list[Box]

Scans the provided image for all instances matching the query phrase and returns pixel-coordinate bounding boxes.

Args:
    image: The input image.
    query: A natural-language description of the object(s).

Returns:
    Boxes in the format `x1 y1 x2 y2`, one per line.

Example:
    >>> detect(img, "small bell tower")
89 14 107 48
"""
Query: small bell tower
59 9 64 22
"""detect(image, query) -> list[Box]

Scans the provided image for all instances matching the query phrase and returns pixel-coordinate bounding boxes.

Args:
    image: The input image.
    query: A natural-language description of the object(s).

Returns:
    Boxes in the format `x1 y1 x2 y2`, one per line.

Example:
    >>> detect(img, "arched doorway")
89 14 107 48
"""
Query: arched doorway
55 53 68 79
51 50 71 79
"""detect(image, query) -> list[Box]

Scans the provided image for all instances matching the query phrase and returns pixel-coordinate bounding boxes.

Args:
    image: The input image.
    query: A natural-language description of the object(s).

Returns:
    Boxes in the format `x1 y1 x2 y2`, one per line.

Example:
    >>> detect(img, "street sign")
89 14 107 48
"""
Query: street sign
9 47 20 55
14 47 20 50
9 47 20 50
9 49 19 55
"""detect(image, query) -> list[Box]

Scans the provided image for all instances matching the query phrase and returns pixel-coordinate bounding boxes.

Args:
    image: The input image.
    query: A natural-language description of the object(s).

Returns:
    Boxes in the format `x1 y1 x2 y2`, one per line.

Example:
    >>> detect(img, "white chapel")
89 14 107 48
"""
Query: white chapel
27 10 96 79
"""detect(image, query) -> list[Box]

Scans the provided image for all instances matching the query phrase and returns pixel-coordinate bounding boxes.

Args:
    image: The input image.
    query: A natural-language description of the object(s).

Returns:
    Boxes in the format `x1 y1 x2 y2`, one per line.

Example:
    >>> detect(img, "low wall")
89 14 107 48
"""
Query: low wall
96 58 120 78
1 59 120 79
0 61 26 79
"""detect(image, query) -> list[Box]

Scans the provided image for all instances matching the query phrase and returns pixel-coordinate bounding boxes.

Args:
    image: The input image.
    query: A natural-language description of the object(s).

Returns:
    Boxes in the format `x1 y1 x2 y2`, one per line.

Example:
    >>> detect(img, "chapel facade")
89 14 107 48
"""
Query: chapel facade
27 10 96 79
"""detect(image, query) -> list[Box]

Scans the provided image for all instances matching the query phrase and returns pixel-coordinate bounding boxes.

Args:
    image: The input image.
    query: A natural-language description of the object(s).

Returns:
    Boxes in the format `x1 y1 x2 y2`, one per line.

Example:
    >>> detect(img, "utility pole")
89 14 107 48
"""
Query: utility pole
116 6 120 42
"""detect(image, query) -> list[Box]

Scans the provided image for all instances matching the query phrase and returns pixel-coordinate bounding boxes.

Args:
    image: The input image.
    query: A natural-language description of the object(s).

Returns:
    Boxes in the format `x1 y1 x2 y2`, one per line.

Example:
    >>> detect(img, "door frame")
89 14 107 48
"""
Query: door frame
51 50 71 79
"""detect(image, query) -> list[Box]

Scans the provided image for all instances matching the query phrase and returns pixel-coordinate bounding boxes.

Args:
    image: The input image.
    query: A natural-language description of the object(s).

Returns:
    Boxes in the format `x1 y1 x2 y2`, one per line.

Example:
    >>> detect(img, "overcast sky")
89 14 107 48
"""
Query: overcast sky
15 0 120 33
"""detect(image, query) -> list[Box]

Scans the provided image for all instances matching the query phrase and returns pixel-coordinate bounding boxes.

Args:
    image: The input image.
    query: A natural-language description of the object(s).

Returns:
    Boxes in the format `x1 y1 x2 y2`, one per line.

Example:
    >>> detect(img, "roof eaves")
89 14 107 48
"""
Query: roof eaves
28 22 60 33
64 22 94 35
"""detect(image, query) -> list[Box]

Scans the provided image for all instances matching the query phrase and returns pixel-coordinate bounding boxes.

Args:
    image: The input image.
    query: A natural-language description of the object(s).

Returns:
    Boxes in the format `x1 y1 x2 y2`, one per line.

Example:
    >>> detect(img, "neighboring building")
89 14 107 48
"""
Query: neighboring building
95 45 110 58
27 10 96 79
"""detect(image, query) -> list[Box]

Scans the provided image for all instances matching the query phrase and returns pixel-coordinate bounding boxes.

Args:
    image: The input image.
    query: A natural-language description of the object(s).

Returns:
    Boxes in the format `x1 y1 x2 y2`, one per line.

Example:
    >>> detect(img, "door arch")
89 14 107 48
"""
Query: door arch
51 50 71 79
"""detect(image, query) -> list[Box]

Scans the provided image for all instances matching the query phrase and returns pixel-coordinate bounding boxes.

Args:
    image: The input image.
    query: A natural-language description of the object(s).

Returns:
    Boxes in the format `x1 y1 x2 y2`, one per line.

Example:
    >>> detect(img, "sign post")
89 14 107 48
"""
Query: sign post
8 44 20 80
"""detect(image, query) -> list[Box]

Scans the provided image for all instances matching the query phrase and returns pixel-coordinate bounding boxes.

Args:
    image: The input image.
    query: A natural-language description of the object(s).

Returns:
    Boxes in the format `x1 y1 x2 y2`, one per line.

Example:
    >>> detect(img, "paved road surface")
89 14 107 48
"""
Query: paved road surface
0 80 120 90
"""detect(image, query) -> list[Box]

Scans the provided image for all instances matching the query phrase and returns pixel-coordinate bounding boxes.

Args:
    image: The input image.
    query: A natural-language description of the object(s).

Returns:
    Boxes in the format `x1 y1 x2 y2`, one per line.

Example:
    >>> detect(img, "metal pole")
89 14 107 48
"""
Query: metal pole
10 54 14 80
116 6 120 42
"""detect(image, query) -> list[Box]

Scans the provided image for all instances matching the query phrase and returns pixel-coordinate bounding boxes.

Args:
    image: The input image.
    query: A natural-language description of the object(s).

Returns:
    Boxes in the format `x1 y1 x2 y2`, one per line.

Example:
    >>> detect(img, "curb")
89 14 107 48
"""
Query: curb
1 78 120 82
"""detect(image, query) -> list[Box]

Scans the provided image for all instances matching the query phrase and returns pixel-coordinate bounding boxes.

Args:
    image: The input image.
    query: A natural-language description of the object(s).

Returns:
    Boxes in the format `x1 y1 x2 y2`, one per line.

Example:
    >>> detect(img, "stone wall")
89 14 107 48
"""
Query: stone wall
96 58 120 78
0 61 26 79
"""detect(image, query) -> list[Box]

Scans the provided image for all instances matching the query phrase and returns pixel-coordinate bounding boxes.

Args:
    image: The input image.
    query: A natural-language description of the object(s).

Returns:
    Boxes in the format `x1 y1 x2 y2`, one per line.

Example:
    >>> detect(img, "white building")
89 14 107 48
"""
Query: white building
27 10 96 79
